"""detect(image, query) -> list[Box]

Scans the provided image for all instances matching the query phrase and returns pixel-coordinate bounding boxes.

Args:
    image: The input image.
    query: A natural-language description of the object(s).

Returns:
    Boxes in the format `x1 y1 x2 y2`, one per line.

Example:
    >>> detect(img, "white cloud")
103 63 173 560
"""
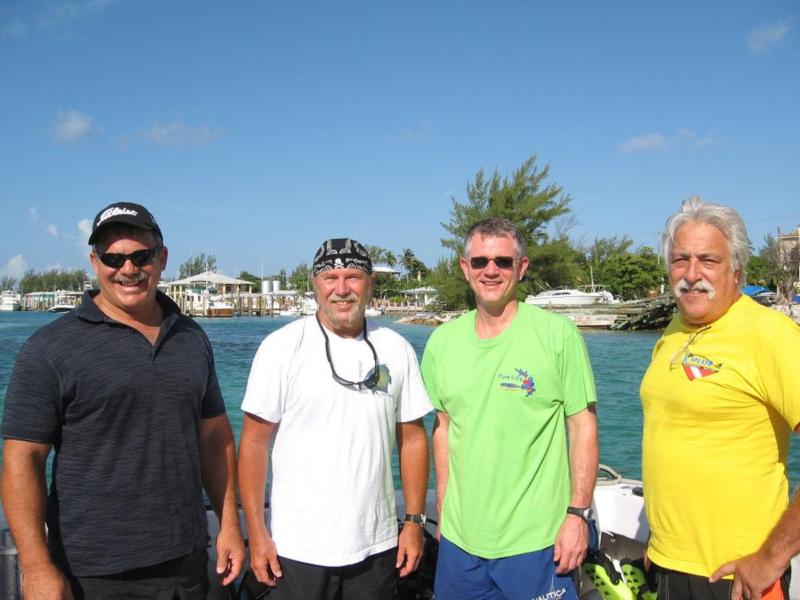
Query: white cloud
39 0 116 29
618 133 668 153
747 17 796 54
28 205 60 237
77 218 93 249
143 121 224 148
54 109 94 143
619 129 720 153
45 262 63 272
1 19 27 39
3 254 29 279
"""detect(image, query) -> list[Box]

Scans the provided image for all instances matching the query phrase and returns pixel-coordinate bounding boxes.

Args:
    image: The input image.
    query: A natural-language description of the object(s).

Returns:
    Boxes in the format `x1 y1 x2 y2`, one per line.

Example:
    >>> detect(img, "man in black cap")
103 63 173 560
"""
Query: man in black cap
2 202 244 598
238 238 433 599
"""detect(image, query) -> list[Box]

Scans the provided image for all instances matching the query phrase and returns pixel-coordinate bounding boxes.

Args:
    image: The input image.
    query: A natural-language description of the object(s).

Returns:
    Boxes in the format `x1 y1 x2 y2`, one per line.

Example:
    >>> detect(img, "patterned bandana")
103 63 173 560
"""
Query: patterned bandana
312 238 373 277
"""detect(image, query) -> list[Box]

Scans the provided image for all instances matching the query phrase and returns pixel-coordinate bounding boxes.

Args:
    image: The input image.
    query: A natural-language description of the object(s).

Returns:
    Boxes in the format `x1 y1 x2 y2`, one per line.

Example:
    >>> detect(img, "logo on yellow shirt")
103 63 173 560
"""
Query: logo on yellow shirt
497 368 536 396
681 353 722 380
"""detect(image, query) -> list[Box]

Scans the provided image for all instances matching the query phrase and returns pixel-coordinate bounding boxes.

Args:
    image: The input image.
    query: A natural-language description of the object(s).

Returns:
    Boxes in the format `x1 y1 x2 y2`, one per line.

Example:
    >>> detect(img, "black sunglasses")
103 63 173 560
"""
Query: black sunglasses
316 314 380 390
97 245 163 269
469 256 515 270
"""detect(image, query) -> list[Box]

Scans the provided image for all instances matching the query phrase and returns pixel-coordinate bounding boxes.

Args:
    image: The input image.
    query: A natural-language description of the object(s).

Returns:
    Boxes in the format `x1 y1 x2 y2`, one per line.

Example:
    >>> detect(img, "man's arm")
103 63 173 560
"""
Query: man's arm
2 439 73 600
554 405 598 574
431 411 449 540
395 418 429 577
237 413 282 586
200 414 244 586
710 453 800 599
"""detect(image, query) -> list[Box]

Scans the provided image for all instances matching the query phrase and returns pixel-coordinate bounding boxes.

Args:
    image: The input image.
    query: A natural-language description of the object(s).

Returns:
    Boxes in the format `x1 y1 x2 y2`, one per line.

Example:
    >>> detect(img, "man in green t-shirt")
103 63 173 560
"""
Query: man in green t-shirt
421 217 598 599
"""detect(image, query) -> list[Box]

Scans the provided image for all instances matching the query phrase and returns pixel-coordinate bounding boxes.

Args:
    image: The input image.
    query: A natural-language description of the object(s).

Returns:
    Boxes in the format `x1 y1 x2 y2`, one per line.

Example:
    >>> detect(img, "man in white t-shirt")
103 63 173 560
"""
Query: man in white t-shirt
238 237 433 600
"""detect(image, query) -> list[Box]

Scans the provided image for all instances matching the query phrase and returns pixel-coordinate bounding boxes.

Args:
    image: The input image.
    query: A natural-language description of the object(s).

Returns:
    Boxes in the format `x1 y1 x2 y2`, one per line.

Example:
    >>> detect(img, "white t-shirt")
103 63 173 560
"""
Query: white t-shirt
241 316 433 566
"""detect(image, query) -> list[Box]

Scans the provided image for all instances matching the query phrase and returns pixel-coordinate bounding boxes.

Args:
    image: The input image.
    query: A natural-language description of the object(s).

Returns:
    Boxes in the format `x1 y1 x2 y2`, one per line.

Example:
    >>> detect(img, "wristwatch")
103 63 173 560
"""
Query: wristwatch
403 513 427 528
566 506 593 523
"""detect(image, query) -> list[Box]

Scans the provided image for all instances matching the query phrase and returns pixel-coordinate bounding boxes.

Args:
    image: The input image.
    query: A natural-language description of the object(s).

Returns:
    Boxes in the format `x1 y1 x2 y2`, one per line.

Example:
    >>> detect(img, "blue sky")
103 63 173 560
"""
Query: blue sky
1 1 798 282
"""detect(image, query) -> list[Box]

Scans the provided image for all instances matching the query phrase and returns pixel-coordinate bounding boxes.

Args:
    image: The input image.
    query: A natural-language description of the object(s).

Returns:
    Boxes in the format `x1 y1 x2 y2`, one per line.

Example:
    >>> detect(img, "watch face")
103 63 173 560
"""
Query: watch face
405 514 426 526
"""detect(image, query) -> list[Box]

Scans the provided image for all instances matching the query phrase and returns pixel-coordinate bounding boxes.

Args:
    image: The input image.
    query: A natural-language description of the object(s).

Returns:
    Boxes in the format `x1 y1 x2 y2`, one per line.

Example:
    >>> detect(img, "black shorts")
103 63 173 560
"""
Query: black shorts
653 563 791 600
69 548 209 600
269 547 398 600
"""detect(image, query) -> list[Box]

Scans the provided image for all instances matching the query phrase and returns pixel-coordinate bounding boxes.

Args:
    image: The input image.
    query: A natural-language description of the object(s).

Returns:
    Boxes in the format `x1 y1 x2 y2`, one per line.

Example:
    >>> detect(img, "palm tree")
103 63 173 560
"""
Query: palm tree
401 249 416 273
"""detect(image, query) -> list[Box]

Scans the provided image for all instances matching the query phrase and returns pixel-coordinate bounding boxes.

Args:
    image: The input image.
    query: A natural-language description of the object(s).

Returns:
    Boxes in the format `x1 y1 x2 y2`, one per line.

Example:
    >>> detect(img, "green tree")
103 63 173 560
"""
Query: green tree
178 253 217 279
0 275 17 291
19 269 89 294
428 257 472 310
749 233 800 301
441 155 571 257
237 271 261 286
384 251 397 269
364 245 389 264
401 249 417 273
289 263 310 292
584 236 634 284
603 247 665 300
439 154 578 305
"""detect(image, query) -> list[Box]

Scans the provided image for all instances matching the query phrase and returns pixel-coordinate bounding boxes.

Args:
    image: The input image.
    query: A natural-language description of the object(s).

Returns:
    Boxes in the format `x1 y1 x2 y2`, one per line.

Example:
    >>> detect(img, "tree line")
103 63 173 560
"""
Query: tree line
6 155 795 308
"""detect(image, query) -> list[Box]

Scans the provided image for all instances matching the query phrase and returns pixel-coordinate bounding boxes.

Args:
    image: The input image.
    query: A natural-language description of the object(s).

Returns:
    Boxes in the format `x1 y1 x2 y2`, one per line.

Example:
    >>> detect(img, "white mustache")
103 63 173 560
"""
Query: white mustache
330 294 358 303
674 278 716 300
112 273 147 285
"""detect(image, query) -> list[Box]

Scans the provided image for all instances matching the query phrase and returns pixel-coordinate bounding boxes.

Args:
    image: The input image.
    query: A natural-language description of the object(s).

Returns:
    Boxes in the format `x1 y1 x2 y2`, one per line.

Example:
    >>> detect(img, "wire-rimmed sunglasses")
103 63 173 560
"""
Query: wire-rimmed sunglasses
97 245 163 269
315 314 380 390
469 256 516 270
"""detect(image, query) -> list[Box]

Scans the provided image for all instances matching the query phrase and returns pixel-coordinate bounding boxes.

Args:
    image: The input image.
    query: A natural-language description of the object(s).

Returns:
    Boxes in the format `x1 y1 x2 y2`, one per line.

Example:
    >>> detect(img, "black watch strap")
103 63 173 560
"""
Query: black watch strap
566 506 592 522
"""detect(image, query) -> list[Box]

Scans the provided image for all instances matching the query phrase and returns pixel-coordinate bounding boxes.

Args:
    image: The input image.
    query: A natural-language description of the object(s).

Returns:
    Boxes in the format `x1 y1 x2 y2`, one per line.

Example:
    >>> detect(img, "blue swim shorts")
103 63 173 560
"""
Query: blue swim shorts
435 536 578 600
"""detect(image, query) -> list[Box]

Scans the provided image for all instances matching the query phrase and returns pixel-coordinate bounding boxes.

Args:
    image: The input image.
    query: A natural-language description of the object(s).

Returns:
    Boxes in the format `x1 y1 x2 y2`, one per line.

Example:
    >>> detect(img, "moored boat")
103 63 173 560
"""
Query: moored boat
526 285 618 307
0 292 22 312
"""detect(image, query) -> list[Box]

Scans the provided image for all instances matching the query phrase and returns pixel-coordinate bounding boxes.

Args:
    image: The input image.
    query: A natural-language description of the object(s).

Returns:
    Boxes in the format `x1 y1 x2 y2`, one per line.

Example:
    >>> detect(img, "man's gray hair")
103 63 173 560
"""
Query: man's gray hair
662 196 750 279
463 218 526 257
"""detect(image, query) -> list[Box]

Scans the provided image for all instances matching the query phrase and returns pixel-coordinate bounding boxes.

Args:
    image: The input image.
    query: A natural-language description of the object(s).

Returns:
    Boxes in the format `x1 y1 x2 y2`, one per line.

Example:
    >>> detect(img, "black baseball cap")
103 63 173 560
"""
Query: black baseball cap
88 202 163 245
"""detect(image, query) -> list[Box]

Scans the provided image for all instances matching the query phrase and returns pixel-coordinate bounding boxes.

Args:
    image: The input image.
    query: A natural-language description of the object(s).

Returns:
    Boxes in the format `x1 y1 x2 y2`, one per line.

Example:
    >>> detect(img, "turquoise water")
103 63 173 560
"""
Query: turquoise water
2 312 799 487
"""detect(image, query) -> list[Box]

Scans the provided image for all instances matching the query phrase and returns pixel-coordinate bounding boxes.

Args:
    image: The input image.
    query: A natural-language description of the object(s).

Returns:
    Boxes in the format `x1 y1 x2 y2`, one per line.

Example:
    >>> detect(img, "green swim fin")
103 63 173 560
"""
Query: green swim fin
582 550 635 600
619 558 657 600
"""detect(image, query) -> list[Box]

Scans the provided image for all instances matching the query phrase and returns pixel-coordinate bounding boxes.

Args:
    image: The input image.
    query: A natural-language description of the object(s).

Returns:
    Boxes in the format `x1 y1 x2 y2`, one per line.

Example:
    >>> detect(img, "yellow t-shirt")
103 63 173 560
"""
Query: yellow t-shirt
641 295 800 577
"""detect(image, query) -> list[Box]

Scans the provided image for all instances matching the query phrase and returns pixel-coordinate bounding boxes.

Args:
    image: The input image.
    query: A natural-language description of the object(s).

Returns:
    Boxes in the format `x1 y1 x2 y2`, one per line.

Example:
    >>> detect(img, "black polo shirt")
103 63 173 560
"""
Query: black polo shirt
2 290 225 576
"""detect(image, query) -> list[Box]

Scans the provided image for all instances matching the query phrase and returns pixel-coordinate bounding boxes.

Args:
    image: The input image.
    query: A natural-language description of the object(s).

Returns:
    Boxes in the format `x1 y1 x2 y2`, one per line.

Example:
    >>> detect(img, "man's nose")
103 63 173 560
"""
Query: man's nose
684 258 701 282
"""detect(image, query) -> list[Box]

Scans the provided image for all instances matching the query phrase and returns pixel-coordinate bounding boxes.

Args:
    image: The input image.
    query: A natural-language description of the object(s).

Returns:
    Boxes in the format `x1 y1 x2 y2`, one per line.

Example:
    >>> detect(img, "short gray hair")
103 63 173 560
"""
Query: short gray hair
662 196 750 282
463 218 526 257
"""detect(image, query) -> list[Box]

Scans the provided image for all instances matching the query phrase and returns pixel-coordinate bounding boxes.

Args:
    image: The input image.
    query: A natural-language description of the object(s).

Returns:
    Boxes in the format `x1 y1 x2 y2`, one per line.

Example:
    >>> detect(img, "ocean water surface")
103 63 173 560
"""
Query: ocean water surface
2 311 799 488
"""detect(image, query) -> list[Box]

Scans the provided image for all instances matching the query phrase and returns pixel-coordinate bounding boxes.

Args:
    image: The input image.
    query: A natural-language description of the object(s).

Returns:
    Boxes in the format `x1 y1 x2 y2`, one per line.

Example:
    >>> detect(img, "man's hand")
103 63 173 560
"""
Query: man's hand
215 523 245 586
396 523 424 577
553 514 588 574
710 551 786 600
248 528 282 587
22 562 73 600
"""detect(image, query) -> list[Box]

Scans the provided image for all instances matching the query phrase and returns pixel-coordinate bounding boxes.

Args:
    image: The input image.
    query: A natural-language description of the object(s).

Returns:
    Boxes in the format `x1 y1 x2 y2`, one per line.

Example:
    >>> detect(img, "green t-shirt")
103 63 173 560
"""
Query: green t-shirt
421 302 596 558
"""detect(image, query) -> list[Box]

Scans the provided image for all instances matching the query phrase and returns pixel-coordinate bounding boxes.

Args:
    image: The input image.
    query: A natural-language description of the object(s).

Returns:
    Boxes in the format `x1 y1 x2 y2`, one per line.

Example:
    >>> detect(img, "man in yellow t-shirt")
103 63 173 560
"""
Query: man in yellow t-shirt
641 197 800 600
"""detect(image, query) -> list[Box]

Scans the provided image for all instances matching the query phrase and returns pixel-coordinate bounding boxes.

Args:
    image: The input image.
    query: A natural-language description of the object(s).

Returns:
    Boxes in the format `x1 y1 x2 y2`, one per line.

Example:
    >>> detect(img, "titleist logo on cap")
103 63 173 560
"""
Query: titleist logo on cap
97 207 138 226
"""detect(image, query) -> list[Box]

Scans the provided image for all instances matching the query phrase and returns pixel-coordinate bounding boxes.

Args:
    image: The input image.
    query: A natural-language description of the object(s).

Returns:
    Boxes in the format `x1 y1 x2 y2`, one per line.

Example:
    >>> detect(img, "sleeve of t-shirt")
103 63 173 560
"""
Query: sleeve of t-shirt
758 315 800 430
240 330 288 423
1 338 62 443
559 323 598 416
396 338 434 423
201 333 226 419
420 332 444 413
